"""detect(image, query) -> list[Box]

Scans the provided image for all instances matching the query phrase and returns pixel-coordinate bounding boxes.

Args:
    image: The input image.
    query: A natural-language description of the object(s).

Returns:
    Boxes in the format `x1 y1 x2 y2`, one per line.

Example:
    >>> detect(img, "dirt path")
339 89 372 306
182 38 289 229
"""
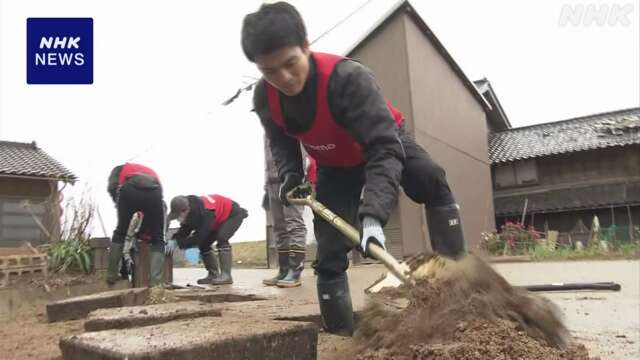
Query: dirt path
1 305 356 360
0 260 636 359
0 303 82 360
0 273 130 360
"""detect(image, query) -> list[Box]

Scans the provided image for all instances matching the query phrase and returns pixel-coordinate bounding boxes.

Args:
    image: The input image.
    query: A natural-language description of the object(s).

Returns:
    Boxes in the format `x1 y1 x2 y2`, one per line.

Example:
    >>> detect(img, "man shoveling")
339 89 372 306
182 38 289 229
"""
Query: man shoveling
242 2 466 336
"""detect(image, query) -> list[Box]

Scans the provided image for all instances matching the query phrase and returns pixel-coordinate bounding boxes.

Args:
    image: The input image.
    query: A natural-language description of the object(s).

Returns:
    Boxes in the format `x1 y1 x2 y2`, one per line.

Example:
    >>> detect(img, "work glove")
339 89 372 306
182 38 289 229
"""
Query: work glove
262 191 270 210
165 239 178 256
279 173 302 205
360 216 386 258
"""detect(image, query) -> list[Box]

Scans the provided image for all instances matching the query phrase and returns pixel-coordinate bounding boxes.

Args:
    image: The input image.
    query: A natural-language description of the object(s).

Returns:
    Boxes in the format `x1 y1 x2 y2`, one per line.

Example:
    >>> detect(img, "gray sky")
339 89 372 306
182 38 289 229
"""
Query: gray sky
0 0 638 241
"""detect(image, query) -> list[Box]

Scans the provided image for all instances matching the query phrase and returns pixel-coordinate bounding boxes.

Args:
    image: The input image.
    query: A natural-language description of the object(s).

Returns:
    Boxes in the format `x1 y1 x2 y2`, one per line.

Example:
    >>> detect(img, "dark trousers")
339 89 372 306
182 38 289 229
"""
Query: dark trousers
112 183 165 249
198 204 248 253
266 182 307 250
313 127 455 276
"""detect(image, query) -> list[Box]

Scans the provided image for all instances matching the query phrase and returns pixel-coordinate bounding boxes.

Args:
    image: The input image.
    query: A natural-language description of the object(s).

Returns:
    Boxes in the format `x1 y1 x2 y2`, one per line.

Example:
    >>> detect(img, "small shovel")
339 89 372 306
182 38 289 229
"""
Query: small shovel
287 184 411 286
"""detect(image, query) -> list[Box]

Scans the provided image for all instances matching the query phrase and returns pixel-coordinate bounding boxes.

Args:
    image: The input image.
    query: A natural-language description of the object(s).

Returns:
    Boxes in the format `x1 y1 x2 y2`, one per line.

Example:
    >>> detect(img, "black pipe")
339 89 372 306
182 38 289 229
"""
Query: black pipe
522 282 621 292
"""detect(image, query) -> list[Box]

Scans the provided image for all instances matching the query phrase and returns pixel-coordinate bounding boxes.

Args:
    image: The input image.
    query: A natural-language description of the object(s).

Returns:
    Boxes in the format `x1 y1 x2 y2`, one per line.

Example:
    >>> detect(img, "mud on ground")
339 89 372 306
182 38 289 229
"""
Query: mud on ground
0 302 82 360
352 254 596 360
0 273 123 360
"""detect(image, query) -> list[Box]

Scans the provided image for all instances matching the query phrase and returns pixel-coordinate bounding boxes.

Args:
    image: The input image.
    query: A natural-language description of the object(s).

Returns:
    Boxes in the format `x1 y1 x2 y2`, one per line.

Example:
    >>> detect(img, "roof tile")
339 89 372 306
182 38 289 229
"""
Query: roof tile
489 108 640 164
0 141 77 182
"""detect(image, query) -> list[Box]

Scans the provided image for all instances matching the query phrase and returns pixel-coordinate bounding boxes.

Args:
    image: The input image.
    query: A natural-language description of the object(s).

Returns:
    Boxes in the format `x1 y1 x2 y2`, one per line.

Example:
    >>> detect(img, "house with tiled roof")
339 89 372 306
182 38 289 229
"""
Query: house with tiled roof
0 140 76 246
488 107 640 242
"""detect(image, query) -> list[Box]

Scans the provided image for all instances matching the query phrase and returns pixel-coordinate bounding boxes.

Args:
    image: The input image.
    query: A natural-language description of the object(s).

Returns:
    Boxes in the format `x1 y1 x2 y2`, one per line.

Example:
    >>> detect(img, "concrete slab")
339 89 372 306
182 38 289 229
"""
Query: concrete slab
172 288 268 303
47 287 150 322
60 316 318 360
220 299 315 319
84 301 221 331
173 265 386 311
220 298 365 328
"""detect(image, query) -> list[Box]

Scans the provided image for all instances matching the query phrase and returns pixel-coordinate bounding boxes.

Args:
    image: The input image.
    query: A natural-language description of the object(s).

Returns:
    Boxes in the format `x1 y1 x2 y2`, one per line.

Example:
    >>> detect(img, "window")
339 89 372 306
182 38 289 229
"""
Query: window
495 160 539 189
515 160 538 185
0 198 45 246
495 164 516 189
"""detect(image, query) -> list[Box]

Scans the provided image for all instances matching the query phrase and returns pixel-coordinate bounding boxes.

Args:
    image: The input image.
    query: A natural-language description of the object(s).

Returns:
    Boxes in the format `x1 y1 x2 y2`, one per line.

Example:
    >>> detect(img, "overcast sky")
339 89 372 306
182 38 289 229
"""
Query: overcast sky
1 0 638 242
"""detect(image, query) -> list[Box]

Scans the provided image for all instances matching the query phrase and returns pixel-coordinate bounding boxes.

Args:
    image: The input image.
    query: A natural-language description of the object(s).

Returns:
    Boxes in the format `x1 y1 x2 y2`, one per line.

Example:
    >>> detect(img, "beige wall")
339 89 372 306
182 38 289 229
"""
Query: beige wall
403 15 495 250
348 11 495 256
349 14 426 257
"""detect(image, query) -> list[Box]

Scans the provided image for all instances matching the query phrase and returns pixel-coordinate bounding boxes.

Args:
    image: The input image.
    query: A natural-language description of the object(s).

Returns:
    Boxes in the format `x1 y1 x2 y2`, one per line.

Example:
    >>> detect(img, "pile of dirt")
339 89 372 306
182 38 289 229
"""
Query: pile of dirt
2 272 106 293
355 254 595 359
24 272 101 290
145 287 184 305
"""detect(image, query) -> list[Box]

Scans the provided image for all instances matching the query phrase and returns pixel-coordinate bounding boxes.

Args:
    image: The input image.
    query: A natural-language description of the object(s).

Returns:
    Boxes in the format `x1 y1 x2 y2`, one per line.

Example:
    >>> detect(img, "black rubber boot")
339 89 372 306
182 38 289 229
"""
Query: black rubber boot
277 247 305 288
149 248 165 287
197 250 220 284
317 272 354 336
106 242 124 285
263 249 289 286
426 203 467 259
210 247 233 285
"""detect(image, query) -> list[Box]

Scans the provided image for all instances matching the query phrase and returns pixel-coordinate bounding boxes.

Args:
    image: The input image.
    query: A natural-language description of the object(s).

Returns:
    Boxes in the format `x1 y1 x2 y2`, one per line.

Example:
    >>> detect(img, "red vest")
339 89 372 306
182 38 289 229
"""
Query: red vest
200 194 233 231
266 52 404 167
118 163 159 185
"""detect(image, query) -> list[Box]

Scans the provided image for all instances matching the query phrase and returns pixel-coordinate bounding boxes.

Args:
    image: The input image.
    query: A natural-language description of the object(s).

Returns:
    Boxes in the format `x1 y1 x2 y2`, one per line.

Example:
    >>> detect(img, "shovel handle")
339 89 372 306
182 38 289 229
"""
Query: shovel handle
287 184 409 284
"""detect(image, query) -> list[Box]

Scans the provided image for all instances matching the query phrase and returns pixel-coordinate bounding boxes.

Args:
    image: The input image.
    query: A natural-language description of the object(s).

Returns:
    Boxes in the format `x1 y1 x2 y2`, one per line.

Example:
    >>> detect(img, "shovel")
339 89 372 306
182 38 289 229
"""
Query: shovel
287 183 411 286
123 212 144 283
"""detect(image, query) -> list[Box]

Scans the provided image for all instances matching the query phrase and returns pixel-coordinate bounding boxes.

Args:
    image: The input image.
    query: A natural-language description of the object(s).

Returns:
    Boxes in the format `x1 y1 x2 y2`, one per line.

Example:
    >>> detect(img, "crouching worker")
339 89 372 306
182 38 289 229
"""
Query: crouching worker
107 162 166 287
166 194 248 285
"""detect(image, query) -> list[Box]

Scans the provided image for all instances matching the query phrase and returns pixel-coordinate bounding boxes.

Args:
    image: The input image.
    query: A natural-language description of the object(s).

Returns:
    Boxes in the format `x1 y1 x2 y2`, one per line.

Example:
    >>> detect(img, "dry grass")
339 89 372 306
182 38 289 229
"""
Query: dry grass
231 240 267 268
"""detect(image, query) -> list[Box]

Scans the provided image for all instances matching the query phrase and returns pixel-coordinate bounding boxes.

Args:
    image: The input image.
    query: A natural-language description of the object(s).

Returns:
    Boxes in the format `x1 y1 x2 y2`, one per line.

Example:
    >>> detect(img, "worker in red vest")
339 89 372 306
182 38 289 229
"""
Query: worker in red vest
166 194 248 285
242 2 467 336
107 162 165 286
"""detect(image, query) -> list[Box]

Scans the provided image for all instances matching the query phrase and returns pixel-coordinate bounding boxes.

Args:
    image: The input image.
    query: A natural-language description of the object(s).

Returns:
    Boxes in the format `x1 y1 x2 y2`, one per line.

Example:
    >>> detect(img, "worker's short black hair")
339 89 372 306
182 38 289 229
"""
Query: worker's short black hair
241 2 307 62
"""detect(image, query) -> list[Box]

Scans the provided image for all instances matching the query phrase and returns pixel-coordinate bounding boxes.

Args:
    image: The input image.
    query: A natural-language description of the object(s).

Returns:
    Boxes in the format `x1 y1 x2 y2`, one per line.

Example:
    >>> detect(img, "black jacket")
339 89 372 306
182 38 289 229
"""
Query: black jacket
253 56 405 225
171 196 215 248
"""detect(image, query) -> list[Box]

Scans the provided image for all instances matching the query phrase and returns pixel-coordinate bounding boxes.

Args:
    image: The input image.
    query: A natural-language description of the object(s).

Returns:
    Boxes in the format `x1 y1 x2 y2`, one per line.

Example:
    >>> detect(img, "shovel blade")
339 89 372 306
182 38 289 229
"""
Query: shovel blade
364 255 450 293
364 260 412 293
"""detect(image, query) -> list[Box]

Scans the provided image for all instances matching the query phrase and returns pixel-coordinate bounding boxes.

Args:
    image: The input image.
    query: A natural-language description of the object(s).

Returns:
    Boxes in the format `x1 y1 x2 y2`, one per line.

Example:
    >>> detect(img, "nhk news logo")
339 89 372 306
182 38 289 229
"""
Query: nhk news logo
27 18 93 84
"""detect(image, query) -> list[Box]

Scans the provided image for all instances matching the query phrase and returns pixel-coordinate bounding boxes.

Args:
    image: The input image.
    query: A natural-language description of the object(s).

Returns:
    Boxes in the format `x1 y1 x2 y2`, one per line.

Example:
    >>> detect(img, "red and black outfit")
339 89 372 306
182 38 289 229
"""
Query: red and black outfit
171 194 247 253
254 52 459 276
107 163 165 249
